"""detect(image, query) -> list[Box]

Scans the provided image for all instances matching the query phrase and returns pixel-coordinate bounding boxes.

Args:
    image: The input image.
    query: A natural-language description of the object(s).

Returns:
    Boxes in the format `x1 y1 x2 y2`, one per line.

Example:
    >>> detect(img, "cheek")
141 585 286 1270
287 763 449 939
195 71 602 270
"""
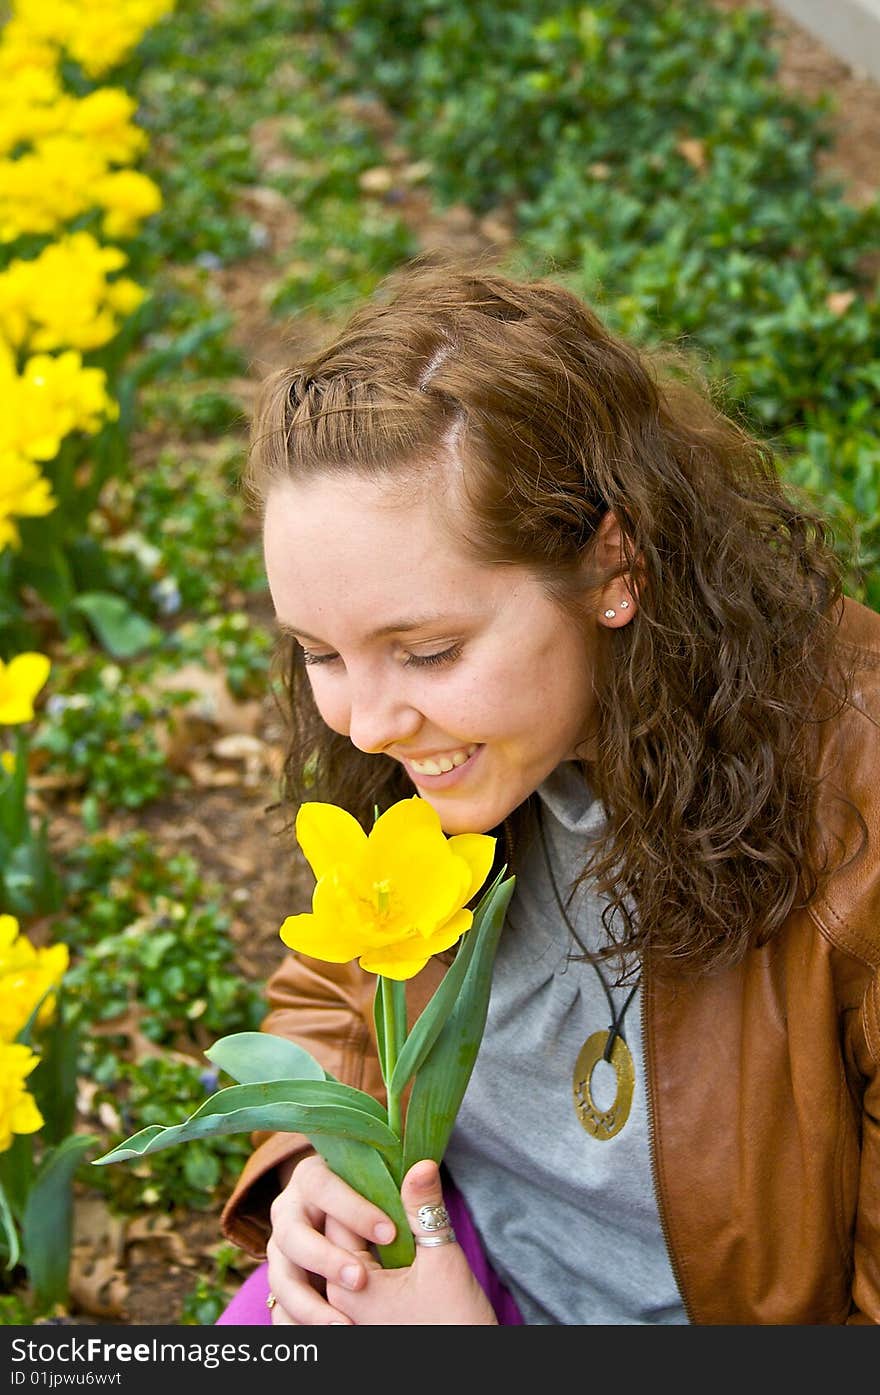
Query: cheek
306 673 350 736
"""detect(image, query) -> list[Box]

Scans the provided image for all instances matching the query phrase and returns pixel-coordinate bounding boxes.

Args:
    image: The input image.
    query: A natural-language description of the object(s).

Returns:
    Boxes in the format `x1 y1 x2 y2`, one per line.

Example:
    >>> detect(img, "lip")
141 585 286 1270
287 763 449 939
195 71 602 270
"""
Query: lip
399 743 483 789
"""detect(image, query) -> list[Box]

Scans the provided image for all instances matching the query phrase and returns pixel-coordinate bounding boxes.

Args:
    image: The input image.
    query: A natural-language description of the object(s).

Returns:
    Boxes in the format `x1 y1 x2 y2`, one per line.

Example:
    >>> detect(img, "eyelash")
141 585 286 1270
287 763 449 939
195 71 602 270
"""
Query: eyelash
300 643 463 669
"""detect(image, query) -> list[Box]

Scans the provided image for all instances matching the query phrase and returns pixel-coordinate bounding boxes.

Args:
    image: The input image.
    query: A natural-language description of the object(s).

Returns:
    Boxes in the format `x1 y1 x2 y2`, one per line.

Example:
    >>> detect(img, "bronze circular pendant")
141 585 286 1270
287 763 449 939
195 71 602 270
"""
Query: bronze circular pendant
573 1030 635 1139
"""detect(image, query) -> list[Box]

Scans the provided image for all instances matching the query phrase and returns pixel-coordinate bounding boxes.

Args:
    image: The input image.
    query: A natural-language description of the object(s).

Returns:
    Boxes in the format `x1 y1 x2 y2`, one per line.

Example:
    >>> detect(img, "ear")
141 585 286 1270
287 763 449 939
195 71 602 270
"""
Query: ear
588 510 640 630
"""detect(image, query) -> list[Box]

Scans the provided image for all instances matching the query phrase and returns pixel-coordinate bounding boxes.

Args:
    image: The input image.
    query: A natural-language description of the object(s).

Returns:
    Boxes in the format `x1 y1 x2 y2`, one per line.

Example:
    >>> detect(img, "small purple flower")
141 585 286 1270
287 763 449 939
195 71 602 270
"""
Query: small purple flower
199 1067 220 1093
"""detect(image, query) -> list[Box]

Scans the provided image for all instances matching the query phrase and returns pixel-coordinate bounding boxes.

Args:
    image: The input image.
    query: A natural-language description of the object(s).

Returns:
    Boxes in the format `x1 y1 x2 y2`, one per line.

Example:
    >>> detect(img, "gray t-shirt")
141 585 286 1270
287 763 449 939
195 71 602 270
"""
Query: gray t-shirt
443 760 687 1325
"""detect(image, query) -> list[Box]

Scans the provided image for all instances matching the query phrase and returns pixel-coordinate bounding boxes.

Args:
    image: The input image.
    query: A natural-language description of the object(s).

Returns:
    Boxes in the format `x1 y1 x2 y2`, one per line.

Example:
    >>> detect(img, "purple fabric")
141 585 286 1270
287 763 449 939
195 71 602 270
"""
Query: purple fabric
216 1170 523 1325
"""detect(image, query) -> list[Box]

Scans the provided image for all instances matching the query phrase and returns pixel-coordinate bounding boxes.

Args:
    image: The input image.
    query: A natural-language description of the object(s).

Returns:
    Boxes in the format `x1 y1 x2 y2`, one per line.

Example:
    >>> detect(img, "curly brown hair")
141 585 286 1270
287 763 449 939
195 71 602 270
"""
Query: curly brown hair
240 259 859 977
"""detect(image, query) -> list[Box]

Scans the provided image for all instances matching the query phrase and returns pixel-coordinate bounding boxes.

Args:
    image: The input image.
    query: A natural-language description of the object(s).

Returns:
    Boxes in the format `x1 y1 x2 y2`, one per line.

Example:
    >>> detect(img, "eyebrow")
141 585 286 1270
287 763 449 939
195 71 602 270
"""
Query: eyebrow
276 615 461 643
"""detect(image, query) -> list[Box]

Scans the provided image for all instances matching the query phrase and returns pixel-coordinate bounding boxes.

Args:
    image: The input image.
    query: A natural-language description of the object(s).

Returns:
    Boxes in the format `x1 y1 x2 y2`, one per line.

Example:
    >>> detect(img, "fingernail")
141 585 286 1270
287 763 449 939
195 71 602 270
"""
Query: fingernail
329 1320 348 1326
374 1221 395 1244
340 1264 360 1289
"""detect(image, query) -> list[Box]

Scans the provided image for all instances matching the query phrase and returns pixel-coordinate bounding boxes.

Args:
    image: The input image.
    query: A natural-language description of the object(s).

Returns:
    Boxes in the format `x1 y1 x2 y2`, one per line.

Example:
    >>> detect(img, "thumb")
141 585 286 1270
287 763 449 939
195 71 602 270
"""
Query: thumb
400 1159 458 1253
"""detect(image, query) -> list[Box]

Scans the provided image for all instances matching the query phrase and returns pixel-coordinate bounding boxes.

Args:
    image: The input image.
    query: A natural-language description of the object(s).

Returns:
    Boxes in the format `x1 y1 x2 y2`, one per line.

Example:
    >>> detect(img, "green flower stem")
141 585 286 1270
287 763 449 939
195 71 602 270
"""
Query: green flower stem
380 976 407 1147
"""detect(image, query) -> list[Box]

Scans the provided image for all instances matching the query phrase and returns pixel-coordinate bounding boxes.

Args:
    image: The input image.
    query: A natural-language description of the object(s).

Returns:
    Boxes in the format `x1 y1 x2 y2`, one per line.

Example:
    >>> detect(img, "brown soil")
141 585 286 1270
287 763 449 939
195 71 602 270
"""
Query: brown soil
40 1 879 1326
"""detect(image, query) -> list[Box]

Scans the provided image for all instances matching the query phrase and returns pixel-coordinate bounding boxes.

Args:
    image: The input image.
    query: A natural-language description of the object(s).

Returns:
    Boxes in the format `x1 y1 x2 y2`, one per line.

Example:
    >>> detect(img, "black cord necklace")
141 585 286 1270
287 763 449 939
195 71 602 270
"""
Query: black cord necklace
535 801 640 1140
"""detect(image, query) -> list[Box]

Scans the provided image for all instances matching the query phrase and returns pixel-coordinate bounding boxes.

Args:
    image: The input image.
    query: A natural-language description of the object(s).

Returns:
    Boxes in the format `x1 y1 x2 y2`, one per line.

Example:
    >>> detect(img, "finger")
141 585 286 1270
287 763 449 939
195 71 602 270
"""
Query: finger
292 1154 398 1249
325 1214 381 1266
400 1159 459 1254
270 1218 368 1291
265 1236 358 1325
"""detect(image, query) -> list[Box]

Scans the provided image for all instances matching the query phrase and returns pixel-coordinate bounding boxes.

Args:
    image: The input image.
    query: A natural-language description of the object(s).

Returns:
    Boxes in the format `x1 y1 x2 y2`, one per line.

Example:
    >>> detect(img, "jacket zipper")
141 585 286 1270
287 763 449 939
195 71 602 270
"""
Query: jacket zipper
642 962 697 1324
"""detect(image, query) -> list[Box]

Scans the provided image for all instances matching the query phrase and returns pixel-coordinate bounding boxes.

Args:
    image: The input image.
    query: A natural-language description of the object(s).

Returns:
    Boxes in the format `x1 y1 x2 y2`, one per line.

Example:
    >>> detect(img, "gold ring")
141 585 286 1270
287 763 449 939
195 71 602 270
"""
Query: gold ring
266 1292 277 1310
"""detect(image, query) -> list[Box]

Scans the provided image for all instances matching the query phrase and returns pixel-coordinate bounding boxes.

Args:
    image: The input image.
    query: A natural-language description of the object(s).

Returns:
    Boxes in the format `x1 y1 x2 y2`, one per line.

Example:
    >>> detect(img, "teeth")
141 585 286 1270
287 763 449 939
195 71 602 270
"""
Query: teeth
410 744 478 776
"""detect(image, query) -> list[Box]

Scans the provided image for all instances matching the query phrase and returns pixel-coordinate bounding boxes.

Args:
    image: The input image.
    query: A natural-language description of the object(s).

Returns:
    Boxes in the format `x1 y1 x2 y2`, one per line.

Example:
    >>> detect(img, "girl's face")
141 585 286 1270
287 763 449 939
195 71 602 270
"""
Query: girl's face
263 474 605 834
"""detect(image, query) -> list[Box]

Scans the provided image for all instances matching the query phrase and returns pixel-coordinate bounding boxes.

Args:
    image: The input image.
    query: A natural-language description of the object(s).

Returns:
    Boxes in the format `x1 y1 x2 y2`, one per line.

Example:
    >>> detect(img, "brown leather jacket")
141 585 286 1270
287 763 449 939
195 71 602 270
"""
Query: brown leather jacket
221 595 880 1324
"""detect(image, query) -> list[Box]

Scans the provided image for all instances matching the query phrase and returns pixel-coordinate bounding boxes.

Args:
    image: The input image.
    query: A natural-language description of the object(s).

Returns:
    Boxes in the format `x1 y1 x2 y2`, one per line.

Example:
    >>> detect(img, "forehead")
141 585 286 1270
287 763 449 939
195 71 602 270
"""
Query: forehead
262 474 505 629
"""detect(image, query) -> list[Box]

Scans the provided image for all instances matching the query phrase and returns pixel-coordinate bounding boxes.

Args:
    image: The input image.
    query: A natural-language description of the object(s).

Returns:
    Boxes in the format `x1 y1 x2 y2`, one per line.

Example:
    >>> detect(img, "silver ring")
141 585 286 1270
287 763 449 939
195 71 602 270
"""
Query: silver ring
415 1228 457 1247
417 1203 451 1232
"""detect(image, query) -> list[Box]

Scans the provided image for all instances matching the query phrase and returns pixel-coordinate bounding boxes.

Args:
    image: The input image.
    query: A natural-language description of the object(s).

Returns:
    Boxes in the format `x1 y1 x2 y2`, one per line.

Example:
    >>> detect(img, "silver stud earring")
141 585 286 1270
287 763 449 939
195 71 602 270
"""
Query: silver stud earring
604 608 616 619
619 599 630 609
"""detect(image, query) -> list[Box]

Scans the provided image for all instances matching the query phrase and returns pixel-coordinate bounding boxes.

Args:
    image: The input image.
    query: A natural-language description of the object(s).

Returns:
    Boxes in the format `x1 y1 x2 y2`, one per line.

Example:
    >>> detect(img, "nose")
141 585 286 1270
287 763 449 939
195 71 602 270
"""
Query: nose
346 670 422 755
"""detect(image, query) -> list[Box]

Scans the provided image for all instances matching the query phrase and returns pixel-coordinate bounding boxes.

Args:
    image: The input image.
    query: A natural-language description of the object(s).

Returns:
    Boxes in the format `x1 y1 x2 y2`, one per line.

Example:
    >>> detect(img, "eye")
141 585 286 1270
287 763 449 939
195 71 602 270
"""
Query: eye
299 642 464 669
403 643 463 669
300 648 339 667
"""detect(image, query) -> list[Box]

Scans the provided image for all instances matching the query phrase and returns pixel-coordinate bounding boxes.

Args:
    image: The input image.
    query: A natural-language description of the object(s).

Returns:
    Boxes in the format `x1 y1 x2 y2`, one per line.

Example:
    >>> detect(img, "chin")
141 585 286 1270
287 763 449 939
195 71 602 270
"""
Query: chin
427 796 514 838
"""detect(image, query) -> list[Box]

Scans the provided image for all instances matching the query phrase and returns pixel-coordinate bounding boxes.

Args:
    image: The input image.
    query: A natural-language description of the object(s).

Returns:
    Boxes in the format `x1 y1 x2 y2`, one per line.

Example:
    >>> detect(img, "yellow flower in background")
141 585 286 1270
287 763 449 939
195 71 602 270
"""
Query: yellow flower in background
0 341 118 479
66 88 148 164
0 651 51 724
0 66 68 157
0 135 107 242
0 916 68 1043
0 4 169 241
0 1041 44 1152
280 797 496 980
0 141 162 242
8 0 176 79
93 168 163 240
0 457 56 552
0 19 58 79
0 232 146 353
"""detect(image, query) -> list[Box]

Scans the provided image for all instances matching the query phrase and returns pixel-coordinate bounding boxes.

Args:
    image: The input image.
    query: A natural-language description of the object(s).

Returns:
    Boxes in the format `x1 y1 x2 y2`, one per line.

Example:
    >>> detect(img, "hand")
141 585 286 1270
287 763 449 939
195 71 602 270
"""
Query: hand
265 1153 398 1326
325 1159 499 1326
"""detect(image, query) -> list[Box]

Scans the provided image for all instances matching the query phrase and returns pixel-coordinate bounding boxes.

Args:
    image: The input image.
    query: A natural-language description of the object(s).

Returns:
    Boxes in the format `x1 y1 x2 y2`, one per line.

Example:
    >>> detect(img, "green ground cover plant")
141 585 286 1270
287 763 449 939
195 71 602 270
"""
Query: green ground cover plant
2 0 876 1321
305 0 880 607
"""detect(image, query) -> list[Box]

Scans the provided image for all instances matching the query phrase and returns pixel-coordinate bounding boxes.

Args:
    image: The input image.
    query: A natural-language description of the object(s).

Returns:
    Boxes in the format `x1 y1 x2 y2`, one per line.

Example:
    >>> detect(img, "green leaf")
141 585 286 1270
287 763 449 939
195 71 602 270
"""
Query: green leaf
28 994 79 1146
22 1134 97 1307
68 592 163 659
315 1134 414 1269
204 1032 328 1085
390 866 508 1096
402 873 515 1173
0 1135 35 1219
91 1079 398 1166
1 830 65 918
389 978 407 1058
15 542 76 621
0 729 28 843
0 1181 20 1271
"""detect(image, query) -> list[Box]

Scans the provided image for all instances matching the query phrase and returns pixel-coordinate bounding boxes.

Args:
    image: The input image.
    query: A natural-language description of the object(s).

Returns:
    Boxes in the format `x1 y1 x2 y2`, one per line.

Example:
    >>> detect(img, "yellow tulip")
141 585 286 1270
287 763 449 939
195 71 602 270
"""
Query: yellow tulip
0 1040 43 1153
0 651 51 723
0 914 69 1042
279 797 496 980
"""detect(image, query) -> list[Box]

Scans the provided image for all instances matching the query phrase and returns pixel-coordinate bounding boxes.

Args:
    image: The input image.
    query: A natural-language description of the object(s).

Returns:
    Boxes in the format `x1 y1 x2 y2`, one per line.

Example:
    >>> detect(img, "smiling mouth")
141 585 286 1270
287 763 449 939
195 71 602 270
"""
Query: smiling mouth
407 743 480 776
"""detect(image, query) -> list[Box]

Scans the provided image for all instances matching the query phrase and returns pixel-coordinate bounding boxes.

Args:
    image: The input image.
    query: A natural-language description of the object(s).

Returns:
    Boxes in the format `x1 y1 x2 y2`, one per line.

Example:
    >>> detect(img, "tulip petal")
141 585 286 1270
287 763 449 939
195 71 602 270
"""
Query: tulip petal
367 810 471 932
370 795 441 842
10 1093 43 1135
359 908 473 980
295 802 367 882
361 952 431 982
278 908 366 964
446 833 496 903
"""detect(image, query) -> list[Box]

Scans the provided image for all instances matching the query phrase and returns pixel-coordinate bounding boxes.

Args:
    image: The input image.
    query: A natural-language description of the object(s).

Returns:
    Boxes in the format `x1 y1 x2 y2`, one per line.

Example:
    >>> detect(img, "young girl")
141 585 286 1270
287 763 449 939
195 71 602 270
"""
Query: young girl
217 261 880 1325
